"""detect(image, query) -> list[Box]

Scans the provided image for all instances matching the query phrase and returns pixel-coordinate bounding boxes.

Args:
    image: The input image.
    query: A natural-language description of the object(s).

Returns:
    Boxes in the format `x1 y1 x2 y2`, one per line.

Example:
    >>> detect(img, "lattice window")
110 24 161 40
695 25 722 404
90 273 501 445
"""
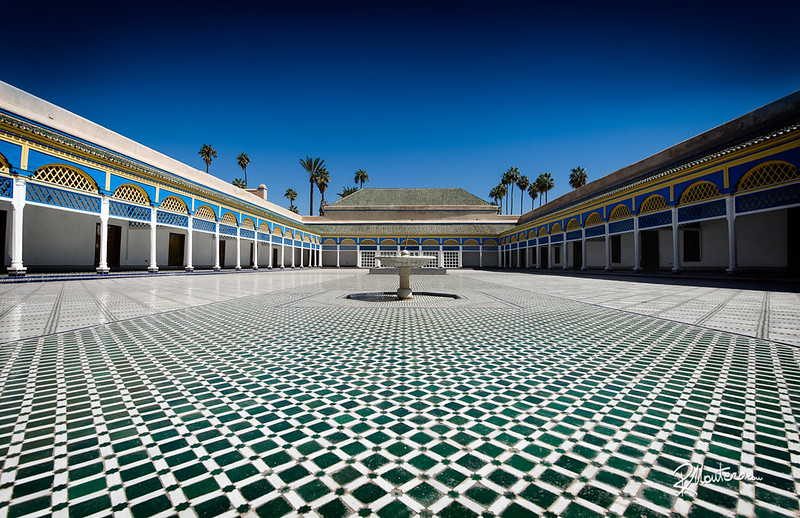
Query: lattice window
566 218 580 231
220 212 237 226
241 218 255 230
443 251 459 268
113 184 149 205
639 195 668 214
34 164 97 192
304 235 312 242
584 212 603 227
551 223 563 233
160 196 187 213
422 251 438 268
195 205 216 221
538 227 548 237
510 235 518 243
272 227 283 236
737 161 799 192
680 181 721 204
259 222 270 232
157 210 188 227
360 251 376 268
608 204 632 221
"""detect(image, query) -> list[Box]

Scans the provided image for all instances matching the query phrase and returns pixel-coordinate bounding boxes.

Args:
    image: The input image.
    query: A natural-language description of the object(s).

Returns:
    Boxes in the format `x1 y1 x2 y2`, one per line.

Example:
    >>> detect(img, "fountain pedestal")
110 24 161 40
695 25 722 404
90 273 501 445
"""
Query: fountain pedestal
376 250 433 299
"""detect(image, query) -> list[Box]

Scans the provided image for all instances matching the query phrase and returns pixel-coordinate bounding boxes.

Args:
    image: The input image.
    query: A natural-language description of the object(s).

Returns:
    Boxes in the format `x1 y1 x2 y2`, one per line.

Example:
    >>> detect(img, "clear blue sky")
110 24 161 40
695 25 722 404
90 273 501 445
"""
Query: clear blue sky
2 0 799 216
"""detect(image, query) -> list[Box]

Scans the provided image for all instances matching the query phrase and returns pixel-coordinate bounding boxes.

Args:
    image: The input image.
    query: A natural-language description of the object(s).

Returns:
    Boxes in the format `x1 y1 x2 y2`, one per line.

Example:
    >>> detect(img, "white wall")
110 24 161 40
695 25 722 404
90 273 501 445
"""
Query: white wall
585 238 605 269
23 205 97 267
339 250 357 266
658 229 674 269
737 210 788 268
681 219 727 269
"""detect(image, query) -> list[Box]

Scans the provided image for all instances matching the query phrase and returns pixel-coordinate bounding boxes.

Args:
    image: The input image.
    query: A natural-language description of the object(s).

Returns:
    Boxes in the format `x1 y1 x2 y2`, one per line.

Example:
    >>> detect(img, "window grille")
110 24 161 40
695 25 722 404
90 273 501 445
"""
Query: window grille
443 251 459 268
34 165 97 192
160 196 187 213
360 251 376 268
195 205 216 221
584 212 603 227
737 161 799 192
680 181 721 204
114 184 149 205
566 218 580 231
220 212 238 225
639 195 668 214
608 204 632 221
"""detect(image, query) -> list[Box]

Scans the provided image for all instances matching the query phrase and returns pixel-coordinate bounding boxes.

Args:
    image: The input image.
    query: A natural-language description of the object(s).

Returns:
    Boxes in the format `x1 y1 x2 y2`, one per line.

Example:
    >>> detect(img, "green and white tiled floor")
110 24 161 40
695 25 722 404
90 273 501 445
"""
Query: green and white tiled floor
1 270 799 517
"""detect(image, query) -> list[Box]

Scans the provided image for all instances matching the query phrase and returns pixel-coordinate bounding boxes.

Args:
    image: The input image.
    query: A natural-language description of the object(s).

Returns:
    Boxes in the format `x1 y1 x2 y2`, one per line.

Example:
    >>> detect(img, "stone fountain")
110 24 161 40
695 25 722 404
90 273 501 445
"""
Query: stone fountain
376 250 433 299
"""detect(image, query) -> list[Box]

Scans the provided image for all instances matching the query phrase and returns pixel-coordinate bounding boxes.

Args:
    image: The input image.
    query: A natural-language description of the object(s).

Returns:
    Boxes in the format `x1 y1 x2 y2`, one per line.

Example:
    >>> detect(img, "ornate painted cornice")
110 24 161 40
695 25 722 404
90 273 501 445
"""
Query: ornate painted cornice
0 111 310 232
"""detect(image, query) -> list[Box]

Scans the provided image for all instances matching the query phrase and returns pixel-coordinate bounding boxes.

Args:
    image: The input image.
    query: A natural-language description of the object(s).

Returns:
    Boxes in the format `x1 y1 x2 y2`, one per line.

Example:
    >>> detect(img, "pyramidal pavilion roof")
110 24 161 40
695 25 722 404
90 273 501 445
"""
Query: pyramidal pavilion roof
328 188 491 207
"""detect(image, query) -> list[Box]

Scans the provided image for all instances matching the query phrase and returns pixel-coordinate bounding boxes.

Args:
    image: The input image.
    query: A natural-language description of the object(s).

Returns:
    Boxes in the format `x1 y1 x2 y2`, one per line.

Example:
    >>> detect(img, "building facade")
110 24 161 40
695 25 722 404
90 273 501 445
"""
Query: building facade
2 81 799 276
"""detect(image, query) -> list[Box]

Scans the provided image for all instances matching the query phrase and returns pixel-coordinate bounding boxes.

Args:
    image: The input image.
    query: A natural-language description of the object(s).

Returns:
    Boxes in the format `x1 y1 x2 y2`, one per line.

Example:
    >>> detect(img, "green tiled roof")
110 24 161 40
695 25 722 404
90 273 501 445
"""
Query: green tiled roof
329 188 492 207
308 223 513 236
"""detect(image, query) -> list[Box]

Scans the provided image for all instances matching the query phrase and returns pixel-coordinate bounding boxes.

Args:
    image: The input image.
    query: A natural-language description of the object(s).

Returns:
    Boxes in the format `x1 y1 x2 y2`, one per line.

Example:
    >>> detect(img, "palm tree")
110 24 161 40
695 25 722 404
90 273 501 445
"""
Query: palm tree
517 175 530 214
569 166 588 189
198 144 217 174
501 167 520 215
316 168 331 215
237 153 250 188
528 183 539 209
338 186 358 198
232 178 246 189
354 169 369 189
299 157 326 216
536 173 555 205
494 183 507 214
284 188 298 211
489 186 502 208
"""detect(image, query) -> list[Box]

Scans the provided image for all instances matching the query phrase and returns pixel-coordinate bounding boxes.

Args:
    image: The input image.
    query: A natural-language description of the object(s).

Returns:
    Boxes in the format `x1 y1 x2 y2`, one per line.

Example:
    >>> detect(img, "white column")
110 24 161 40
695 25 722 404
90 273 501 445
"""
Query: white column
291 242 296 268
548 241 553 269
97 195 110 274
479 245 483 267
336 244 341 267
562 237 569 270
581 232 587 271
268 234 273 269
671 206 680 272
235 227 242 270
252 232 259 270
148 205 158 272
604 222 611 271
726 196 737 273
458 245 463 268
280 240 285 269
186 215 194 271
633 215 642 272
516 246 520 269
356 245 362 267
438 245 444 268
8 177 26 276
213 220 221 271
318 247 321 267
497 246 501 268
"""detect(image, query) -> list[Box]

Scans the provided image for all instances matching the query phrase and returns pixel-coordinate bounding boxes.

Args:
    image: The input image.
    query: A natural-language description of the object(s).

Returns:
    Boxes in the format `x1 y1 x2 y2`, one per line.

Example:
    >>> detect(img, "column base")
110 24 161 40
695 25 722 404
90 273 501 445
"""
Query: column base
252 266 259 271
147 266 159 273
213 266 221 271
280 266 285 269
235 266 241 271
604 266 612 271
185 266 194 272
7 266 27 277
96 267 110 274
580 266 587 271
671 267 681 273
632 266 643 272
725 267 738 274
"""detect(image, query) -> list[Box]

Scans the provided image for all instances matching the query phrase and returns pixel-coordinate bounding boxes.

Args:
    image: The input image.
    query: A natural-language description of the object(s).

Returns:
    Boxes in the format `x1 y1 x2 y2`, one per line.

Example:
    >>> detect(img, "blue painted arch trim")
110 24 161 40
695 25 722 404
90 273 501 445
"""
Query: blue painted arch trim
27 150 105 190
728 148 800 192
108 175 157 201
634 187 670 210
157 188 193 210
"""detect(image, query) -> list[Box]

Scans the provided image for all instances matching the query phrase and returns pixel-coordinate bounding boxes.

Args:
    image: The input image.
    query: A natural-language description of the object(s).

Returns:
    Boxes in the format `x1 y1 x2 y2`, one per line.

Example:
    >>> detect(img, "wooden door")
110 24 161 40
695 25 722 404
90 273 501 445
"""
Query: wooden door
168 233 185 267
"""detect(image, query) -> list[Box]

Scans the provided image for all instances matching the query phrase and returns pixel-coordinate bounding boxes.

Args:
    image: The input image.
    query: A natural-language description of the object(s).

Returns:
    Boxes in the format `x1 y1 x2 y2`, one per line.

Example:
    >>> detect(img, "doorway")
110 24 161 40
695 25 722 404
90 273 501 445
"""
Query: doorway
572 241 582 270
219 240 226 268
539 247 549 269
789 207 800 276
94 223 122 268
168 233 185 267
273 248 279 267
641 231 659 271
249 243 254 267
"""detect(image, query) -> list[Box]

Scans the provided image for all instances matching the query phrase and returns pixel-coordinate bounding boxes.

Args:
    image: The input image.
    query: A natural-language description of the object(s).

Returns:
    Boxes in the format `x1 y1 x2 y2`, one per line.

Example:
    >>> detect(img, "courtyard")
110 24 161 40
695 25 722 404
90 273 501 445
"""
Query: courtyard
0 269 798 517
